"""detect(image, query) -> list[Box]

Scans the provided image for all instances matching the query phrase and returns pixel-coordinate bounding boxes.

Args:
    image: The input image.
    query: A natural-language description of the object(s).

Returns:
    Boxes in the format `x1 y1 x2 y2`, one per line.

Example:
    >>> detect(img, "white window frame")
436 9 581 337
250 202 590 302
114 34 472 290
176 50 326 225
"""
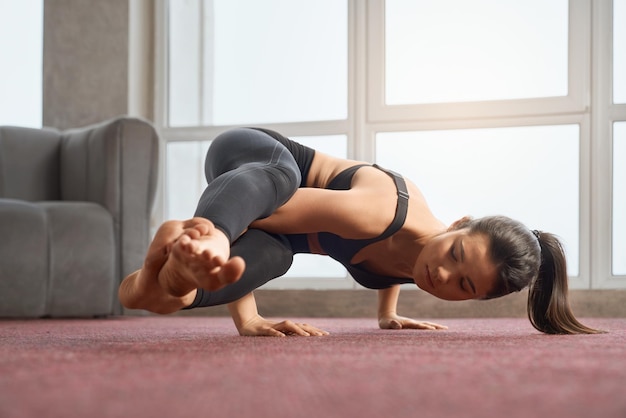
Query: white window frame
591 0 626 289
153 0 624 290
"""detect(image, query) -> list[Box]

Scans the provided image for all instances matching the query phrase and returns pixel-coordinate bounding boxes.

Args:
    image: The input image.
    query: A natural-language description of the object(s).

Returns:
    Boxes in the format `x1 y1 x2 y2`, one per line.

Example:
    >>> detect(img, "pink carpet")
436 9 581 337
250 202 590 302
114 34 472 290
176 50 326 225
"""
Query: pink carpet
1 317 624 418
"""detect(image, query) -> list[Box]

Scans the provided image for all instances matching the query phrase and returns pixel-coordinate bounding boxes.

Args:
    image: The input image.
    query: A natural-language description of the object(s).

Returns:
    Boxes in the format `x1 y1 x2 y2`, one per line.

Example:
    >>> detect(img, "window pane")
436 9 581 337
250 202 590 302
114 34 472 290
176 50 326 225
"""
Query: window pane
168 0 348 127
385 0 568 105
0 0 42 127
376 125 580 275
284 135 348 278
166 141 210 220
615 0 626 104
613 122 626 275
168 0 202 127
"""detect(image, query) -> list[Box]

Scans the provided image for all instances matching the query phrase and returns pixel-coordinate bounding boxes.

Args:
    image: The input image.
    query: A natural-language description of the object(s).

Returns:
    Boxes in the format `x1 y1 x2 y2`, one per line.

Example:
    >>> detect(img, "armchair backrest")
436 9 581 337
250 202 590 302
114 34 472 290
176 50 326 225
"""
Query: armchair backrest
0 126 62 201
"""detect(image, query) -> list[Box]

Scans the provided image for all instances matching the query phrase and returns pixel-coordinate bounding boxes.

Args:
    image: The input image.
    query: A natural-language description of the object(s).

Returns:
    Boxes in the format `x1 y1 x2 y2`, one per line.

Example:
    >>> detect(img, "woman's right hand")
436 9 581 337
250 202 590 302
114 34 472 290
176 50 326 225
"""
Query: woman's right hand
237 314 329 337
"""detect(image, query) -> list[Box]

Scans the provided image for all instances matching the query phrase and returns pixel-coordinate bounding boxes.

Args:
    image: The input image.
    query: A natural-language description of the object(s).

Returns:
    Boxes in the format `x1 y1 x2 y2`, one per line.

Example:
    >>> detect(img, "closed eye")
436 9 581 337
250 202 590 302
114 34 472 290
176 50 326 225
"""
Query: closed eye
465 277 477 295
461 278 471 294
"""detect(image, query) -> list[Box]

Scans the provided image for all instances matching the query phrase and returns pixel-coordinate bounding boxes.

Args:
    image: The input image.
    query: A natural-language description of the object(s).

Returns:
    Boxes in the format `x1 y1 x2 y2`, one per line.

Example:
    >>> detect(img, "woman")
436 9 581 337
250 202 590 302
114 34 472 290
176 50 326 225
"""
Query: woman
119 128 601 336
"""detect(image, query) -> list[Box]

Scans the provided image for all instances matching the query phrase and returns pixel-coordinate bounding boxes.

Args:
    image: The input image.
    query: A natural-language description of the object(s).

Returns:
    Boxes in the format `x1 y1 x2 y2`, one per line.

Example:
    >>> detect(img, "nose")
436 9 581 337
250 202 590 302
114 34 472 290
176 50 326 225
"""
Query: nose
435 266 457 285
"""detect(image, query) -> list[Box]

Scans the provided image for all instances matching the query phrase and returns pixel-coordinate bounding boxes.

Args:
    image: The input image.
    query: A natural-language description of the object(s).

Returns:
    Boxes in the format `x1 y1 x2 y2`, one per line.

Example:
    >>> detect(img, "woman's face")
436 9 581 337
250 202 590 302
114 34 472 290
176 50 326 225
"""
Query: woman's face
413 229 499 301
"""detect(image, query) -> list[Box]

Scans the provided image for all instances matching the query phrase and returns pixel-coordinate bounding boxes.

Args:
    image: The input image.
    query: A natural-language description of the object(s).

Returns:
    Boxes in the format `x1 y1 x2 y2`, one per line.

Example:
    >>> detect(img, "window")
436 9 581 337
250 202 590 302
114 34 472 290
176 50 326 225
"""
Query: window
0 0 42 127
156 0 624 289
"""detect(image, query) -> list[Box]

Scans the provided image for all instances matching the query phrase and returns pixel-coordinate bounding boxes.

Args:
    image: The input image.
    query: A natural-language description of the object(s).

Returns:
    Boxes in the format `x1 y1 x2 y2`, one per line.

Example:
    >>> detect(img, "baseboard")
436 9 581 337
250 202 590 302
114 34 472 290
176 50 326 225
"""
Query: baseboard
169 289 626 318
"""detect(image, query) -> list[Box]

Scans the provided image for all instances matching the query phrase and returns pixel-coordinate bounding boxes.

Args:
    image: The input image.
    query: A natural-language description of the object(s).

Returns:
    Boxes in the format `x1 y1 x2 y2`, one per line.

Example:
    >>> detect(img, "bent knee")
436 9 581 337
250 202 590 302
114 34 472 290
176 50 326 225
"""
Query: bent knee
269 163 301 204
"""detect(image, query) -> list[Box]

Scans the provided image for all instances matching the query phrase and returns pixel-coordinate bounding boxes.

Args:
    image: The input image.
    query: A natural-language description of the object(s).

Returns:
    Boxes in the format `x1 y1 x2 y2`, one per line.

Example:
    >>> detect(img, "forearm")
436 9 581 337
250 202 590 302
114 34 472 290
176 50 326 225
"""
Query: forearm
250 188 376 239
227 292 261 332
377 285 401 319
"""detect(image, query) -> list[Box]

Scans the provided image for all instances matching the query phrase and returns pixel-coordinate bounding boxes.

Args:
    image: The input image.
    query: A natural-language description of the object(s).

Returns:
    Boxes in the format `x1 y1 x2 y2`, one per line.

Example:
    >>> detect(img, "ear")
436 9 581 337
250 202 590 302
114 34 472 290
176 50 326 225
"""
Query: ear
448 216 472 232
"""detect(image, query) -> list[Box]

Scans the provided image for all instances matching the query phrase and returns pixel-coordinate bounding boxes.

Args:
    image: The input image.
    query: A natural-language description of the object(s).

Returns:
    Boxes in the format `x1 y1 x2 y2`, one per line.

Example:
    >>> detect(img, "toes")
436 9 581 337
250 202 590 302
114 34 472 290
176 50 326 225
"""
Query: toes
170 236 200 261
218 257 245 285
176 234 194 250
182 227 201 240
183 217 215 231
194 222 212 236
182 223 212 239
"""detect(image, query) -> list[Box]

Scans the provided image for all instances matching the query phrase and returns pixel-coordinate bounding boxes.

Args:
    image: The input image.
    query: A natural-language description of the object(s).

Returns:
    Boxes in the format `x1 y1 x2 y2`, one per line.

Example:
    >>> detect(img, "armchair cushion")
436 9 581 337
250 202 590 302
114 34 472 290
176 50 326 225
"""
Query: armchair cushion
0 199 48 317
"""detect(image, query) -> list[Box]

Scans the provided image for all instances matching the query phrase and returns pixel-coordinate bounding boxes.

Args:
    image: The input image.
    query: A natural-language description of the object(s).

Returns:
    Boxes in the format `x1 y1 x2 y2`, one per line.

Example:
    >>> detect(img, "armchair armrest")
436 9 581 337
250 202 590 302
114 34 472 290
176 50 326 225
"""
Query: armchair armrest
60 116 159 282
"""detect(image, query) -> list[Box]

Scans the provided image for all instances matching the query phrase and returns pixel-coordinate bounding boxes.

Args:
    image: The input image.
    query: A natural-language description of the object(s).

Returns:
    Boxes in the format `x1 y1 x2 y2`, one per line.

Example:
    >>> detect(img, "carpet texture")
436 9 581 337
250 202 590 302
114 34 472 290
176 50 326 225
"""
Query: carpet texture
1 317 624 418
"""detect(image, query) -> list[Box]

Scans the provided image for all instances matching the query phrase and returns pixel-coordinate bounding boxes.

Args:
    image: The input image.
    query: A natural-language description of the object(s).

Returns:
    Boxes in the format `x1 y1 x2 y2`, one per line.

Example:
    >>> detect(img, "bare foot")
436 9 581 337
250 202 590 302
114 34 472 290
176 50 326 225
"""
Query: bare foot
157 219 245 297
120 218 217 313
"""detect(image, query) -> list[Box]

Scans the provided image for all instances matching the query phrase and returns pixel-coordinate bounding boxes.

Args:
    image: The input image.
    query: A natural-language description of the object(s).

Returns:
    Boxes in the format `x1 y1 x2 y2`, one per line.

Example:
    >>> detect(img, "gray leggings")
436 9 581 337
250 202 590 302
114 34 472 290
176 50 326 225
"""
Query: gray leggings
186 128 301 308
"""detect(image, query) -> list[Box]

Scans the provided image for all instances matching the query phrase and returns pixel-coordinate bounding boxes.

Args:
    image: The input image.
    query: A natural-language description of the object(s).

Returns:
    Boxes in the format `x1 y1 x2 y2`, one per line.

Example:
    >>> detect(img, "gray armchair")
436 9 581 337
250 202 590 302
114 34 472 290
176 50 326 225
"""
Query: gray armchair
0 116 159 317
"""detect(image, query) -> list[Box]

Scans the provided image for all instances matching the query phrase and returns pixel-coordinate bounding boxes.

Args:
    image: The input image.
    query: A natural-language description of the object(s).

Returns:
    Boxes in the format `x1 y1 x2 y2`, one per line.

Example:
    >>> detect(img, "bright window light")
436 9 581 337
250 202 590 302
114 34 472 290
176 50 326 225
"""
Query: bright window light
168 0 348 127
0 0 43 127
614 0 626 104
385 0 568 104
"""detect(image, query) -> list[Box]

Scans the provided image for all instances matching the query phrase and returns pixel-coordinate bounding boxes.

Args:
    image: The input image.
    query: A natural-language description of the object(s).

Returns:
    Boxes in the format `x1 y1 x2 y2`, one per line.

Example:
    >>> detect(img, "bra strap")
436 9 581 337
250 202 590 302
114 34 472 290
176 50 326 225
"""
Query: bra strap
371 164 409 241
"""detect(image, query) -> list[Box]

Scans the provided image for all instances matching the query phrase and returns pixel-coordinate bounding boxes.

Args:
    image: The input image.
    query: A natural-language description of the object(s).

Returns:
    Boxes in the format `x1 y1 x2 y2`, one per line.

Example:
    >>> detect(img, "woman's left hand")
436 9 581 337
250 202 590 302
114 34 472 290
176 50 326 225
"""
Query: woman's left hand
378 313 448 331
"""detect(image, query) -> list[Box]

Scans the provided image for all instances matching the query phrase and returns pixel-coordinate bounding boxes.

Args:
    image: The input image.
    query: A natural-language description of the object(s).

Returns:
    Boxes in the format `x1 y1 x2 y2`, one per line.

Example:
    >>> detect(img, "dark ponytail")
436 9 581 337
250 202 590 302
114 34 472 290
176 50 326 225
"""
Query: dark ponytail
527 231 604 334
